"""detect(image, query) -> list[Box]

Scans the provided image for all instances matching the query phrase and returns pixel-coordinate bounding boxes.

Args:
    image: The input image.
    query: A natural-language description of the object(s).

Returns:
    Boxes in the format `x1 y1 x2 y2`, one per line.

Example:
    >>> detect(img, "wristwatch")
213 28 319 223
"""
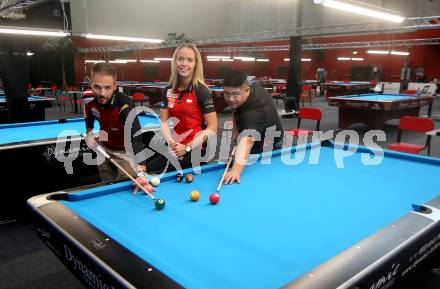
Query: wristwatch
137 171 149 179
185 144 192 154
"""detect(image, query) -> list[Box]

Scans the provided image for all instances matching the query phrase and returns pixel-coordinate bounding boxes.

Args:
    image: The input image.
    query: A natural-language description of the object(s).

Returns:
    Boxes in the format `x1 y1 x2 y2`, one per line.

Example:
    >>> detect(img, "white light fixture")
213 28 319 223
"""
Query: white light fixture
256 59 269 62
233 56 255 61
391 50 410 56
207 58 220 62
154 57 173 61
0 27 69 37
84 33 163 43
367 50 390 54
234 57 255 61
314 0 404 23
115 59 137 62
284 58 290 61
337 57 351 61
351 57 364 61
221 59 234 62
109 60 128 64
140 59 160 63
207 56 231 59
301 58 312 62
26 52 34 56
85 60 105 63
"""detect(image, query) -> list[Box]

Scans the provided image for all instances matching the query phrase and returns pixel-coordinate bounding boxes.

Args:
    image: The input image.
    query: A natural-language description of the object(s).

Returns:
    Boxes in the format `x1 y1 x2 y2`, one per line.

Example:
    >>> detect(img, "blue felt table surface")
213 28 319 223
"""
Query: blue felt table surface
332 93 424 101
61 143 440 289
0 115 161 145
0 95 50 102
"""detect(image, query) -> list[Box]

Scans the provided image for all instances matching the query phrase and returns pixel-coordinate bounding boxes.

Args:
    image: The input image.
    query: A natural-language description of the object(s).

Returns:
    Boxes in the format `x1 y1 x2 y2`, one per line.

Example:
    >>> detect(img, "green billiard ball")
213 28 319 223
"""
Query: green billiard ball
155 198 165 210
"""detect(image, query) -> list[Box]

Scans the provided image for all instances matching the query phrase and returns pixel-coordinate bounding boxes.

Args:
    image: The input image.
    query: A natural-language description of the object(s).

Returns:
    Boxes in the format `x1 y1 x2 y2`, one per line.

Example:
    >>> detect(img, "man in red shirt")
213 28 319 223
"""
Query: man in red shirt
84 63 153 193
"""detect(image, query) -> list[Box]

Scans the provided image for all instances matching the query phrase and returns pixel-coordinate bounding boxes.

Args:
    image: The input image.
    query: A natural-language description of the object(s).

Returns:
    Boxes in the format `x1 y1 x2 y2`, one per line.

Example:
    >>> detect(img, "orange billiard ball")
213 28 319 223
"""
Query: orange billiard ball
189 190 200 202
185 173 194 183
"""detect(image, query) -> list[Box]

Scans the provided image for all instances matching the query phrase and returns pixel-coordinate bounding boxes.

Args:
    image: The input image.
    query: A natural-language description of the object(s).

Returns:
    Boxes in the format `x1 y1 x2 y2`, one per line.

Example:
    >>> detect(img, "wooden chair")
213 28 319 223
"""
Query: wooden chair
285 107 323 137
387 116 434 155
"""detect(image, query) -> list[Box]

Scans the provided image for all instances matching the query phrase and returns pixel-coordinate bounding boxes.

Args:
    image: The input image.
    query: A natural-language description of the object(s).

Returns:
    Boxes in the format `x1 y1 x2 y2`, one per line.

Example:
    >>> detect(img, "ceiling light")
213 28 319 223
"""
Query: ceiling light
301 58 312 62
207 56 231 59
84 33 163 43
337 57 351 61
391 50 410 56
314 0 404 23
234 57 255 61
109 60 128 64
0 27 69 37
256 59 269 62
140 60 160 63
367 50 390 54
85 60 105 63
154 58 173 61
115 59 136 62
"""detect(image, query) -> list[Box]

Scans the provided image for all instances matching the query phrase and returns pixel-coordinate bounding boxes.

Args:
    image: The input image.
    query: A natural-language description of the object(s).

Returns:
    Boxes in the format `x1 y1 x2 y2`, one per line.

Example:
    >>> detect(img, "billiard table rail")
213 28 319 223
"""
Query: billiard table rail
28 189 184 289
327 94 434 129
27 142 440 289
283 198 440 289
0 121 162 151
27 188 440 289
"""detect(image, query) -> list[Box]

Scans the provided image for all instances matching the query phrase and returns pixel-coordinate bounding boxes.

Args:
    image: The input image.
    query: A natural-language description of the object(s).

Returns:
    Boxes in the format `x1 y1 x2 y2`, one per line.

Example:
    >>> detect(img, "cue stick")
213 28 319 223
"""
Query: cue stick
95 146 156 200
216 146 237 193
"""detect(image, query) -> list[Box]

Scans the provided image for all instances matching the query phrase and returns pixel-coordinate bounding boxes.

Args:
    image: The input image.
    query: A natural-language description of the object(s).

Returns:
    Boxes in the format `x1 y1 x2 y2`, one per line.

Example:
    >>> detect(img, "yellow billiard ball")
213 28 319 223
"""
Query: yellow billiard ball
190 190 200 202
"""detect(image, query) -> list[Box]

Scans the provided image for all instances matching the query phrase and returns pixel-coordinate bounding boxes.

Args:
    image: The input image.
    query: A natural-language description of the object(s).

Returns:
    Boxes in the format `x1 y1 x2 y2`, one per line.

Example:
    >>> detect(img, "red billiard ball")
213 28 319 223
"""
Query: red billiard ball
209 193 220 205
185 173 194 183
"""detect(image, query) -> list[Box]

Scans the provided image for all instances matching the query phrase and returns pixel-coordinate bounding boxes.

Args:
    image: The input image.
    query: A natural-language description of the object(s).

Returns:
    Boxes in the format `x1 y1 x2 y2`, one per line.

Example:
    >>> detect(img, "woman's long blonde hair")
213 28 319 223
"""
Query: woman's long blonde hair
168 43 207 90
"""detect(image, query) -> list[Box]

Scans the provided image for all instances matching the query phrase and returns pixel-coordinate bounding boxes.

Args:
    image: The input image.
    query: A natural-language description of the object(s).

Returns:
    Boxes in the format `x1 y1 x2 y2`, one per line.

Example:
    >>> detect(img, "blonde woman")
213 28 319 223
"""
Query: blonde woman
148 43 217 172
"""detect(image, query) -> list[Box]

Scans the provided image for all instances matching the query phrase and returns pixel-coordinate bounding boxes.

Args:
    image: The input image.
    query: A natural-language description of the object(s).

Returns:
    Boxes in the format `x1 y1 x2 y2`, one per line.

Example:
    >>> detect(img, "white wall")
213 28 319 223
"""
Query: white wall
70 0 225 39
70 0 440 40
225 0 440 35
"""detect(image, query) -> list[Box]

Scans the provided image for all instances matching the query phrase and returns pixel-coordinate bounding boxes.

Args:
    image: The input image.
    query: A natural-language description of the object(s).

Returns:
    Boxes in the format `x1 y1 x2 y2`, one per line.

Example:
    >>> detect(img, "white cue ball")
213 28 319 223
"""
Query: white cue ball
151 177 160 187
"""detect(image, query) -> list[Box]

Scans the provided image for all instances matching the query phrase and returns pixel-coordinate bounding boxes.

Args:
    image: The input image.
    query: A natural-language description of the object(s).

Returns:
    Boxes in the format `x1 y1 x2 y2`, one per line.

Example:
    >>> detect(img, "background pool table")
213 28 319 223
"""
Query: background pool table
0 114 162 219
328 93 434 129
0 95 53 123
28 141 440 289
323 81 373 98
209 88 230 113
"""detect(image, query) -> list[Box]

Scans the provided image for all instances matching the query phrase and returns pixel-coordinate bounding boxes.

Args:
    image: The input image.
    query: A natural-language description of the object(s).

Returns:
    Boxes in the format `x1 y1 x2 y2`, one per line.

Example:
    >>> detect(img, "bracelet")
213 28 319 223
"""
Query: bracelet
137 171 149 179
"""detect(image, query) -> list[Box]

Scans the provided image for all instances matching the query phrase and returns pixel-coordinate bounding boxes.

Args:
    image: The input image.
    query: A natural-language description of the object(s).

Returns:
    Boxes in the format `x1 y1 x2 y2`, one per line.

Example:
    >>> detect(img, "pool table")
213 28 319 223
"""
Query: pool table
141 83 168 106
28 141 440 289
328 93 434 129
209 88 230 113
119 82 168 106
0 114 162 219
324 81 373 98
0 95 53 123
